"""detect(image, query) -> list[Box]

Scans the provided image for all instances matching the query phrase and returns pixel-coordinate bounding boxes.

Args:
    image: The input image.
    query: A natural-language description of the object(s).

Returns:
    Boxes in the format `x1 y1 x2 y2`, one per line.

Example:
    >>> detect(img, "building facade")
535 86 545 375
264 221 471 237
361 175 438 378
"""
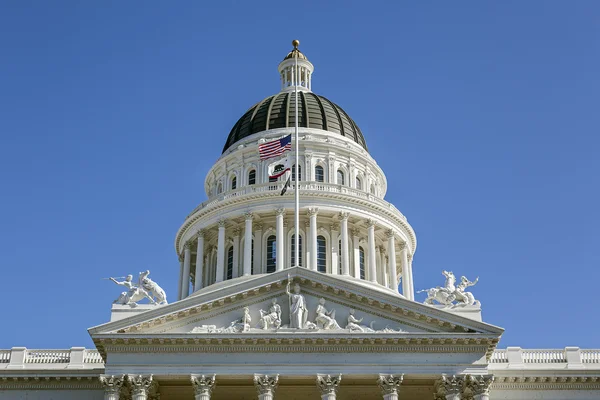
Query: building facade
1 42 598 400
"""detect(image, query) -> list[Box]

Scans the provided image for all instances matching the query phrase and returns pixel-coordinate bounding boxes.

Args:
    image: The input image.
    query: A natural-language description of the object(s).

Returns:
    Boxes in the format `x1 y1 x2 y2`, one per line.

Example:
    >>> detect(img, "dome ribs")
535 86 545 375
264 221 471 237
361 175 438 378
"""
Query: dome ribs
300 91 310 128
266 92 286 130
249 96 273 134
287 92 308 128
311 93 328 131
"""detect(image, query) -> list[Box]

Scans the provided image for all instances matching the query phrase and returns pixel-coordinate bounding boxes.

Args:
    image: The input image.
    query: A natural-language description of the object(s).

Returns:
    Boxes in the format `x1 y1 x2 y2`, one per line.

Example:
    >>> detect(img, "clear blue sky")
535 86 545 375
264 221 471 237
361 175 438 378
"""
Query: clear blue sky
1 1 598 349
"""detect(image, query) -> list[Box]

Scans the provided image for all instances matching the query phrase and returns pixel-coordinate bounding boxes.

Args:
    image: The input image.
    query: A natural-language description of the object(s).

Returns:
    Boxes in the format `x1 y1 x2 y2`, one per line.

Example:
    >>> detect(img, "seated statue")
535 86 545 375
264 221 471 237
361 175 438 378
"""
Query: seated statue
315 298 341 330
259 299 282 330
345 309 375 332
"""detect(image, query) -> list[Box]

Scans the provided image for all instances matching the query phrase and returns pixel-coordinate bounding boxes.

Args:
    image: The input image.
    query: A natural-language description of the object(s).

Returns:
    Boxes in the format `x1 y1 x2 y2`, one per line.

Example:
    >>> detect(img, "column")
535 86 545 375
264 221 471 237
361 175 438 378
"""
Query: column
351 228 361 278
177 255 184 300
100 375 124 400
254 374 279 400
309 208 318 271
399 242 412 300
330 224 339 275
375 245 382 284
243 212 253 276
127 375 153 400
305 220 311 270
339 212 350 276
276 208 285 272
232 228 240 278
435 375 464 400
216 219 226 283
387 231 398 293
194 230 205 292
367 219 377 283
465 375 494 400
191 374 216 400
254 223 263 274
316 374 342 400
377 374 403 400
408 254 415 300
181 243 192 298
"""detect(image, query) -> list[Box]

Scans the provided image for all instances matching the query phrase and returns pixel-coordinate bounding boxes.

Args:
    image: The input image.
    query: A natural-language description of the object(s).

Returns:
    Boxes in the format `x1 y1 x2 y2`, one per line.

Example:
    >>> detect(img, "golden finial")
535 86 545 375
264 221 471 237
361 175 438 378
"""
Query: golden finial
292 39 300 49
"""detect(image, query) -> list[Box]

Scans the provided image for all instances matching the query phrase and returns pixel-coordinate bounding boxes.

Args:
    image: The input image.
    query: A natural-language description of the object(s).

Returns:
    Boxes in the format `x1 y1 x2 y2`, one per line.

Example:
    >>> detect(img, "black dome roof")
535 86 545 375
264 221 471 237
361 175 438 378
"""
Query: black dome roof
222 92 367 153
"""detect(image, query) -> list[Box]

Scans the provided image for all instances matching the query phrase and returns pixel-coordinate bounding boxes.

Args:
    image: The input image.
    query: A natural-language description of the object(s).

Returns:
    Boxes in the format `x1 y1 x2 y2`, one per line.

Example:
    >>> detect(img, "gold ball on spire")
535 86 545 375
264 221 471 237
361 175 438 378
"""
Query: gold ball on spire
292 39 300 49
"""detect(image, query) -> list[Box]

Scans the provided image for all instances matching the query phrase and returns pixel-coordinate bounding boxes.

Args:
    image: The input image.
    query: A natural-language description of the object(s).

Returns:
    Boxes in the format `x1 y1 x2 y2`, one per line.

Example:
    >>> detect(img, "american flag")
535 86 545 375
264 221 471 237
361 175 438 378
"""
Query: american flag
258 135 292 160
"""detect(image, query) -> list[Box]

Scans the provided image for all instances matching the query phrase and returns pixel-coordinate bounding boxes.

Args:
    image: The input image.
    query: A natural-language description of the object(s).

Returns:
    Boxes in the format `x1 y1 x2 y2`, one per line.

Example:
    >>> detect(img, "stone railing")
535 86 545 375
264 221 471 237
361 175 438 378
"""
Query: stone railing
491 347 600 366
185 181 407 221
0 347 104 369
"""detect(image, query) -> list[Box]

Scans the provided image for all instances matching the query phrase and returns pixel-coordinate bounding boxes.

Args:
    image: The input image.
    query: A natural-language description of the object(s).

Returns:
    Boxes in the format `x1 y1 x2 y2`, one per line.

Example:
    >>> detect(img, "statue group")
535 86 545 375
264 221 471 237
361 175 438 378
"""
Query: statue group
418 270 480 307
109 270 167 306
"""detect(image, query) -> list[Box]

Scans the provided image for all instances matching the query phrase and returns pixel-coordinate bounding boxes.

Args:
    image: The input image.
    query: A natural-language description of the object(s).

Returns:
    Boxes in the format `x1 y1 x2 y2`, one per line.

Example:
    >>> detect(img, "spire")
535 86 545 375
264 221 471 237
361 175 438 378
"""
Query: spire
278 40 314 92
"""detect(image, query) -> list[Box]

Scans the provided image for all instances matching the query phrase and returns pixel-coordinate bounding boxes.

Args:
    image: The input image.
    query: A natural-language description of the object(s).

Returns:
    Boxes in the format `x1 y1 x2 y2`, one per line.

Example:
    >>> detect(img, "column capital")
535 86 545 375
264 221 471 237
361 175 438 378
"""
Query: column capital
305 220 311 228
191 374 216 397
386 229 396 239
330 223 339 232
436 375 465 397
244 211 254 221
308 207 319 217
398 241 407 251
408 253 413 262
377 374 403 395
316 374 342 396
253 374 279 395
217 219 227 228
255 223 263 231
338 211 349 220
127 374 153 396
275 207 286 216
232 227 241 237
196 229 205 239
366 219 376 228
351 227 360 237
184 242 192 250
465 374 494 396
100 374 124 394
179 254 184 262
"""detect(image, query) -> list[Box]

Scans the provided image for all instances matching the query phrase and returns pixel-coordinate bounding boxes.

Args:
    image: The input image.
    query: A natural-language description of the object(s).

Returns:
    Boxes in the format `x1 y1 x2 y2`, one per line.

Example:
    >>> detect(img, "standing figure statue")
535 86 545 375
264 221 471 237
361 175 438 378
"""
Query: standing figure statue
286 276 308 329
259 299 282 330
109 275 155 306
315 298 342 330
139 270 168 305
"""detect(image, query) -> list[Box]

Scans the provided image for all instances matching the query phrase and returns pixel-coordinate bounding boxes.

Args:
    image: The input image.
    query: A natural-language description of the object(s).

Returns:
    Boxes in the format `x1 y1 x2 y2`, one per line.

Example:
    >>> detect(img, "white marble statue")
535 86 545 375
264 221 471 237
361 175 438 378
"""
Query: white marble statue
109 274 154 306
315 298 342 330
418 270 480 307
139 270 168 305
259 299 282 330
286 278 308 329
191 307 251 333
345 309 375 332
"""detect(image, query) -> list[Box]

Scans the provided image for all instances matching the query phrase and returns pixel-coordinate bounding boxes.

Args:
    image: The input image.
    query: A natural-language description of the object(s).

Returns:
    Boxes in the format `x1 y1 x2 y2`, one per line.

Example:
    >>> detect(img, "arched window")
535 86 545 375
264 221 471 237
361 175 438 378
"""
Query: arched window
217 182 223 194
291 234 302 267
315 165 324 182
266 235 277 273
226 246 234 280
317 235 327 273
248 170 256 185
356 177 362 190
337 170 345 185
291 164 302 182
231 176 237 190
359 247 366 280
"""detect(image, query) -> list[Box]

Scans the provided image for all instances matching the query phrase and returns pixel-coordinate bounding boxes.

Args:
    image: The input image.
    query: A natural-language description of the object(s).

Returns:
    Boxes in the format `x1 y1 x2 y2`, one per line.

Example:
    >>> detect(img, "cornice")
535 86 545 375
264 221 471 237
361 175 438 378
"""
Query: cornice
0 376 103 390
492 375 600 390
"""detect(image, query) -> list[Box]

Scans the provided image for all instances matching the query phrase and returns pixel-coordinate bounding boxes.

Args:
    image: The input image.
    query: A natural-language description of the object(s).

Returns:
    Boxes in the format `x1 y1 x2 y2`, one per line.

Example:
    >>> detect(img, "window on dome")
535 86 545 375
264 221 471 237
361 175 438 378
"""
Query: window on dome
231 176 237 191
356 177 362 190
248 170 256 185
315 165 324 182
359 247 366 280
217 182 223 194
317 235 327 273
337 170 345 185
291 164 302 182
291 234 302 267
266 235 276 273
226 246 234 280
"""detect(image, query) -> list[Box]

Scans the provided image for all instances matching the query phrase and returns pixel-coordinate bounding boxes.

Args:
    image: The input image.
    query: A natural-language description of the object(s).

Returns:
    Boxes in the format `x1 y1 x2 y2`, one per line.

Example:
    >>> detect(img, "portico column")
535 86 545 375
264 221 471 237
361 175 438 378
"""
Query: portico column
435 375 465 400
253 223 263 274
216 219 226 282
399 242 412 300
309 207 318 271
276 208 285 272
330 224 339 275
232 228 240 278
367 219 377 283
305 220 311 269
254 374 279 400
243 212 253 276
191 374 216 400
317 374 342 400
339 212 350 276
375 245 382 284
408 253 415 300
181 243 192 298
177 255 184 300
466 375 494 400
100 375 124 400
377 374 404 400
194 230 205 292
387 230 398 293
127 375 153 400
351 228 361 278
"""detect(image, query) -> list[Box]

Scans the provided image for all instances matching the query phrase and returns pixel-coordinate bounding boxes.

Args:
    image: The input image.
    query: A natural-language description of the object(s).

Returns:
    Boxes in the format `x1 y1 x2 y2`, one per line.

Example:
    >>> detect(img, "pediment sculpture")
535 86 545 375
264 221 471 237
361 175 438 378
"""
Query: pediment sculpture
419 270 480 307
108 270 167 306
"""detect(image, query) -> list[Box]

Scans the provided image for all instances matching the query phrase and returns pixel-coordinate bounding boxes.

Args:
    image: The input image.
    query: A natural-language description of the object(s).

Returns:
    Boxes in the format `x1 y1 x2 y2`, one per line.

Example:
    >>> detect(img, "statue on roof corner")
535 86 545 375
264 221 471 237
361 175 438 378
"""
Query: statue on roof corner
108 270 167 306
418 270 480 307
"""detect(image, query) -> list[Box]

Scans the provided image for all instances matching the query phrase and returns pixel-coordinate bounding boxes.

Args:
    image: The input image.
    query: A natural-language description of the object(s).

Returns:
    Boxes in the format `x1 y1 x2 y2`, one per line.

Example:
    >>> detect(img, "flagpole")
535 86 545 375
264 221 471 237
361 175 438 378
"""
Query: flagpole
293 40 300 269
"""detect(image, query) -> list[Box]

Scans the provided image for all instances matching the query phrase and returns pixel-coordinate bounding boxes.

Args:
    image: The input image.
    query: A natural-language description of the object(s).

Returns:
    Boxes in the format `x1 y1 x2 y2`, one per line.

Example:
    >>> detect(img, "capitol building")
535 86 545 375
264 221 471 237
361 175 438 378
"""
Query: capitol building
1 42 598 400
